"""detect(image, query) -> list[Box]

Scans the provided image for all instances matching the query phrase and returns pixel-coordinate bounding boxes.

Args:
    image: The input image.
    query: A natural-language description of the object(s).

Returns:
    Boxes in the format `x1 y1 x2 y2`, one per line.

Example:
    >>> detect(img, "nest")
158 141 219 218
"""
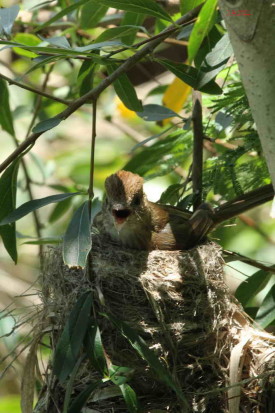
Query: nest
34 236 275 413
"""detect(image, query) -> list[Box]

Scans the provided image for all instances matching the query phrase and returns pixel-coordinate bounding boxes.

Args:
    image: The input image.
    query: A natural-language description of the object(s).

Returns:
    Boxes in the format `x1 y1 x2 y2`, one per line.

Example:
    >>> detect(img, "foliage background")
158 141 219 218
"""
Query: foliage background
0 0 275 411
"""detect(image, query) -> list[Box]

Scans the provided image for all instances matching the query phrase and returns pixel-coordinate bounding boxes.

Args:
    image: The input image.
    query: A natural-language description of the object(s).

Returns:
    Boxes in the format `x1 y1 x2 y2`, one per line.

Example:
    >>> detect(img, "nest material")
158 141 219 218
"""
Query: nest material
36 236 275 413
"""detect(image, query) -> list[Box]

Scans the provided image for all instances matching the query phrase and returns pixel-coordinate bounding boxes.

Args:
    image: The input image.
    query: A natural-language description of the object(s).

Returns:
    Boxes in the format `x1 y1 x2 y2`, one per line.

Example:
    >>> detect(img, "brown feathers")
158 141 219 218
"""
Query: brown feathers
105 170 144 205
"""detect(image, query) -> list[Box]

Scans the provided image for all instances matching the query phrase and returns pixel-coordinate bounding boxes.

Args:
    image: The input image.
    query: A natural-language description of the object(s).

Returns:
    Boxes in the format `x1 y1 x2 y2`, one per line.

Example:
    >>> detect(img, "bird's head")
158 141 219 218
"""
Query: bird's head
104 170 147 230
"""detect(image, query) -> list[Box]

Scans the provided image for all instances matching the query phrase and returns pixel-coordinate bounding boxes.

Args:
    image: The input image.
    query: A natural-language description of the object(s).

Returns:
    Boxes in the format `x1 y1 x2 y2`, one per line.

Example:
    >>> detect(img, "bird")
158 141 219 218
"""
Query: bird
94 170 274 251
94 170 215 250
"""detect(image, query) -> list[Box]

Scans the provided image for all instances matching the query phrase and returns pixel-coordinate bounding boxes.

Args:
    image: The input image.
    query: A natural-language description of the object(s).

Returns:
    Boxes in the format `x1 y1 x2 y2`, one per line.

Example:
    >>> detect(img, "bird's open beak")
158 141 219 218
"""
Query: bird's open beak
112 205 132 227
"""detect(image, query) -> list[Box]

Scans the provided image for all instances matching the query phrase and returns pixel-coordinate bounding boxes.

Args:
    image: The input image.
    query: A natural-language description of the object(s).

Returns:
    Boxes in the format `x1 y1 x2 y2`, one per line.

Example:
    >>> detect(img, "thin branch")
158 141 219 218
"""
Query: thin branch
192 90 204 210
88 100 97 201
0 4 203 174
0 72 70 105
223 249 275 273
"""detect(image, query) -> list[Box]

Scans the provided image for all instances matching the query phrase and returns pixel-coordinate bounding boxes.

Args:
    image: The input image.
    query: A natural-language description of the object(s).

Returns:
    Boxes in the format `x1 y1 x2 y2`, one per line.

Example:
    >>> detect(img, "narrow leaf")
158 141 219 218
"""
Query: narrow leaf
120 12 145 45
120 384 139 413
0 160 19 263
0 5 19 36
49 197 73 223
62 201 91 268
68 381 100 413
39 35 71 49
180 0 203 15
136 104 181 121
32 117 62 133
80 1 108 29
96 26 143 43
109 364 134 386
53 291 93 383
99 0 172 22
0 192 80 225
77 61 96 97
103 313 188 407
34 0 88 32
0 78 15 136
235 270 272 307
255 285 275 328
85 323 108 375
188 0 217 63
107 63 142 112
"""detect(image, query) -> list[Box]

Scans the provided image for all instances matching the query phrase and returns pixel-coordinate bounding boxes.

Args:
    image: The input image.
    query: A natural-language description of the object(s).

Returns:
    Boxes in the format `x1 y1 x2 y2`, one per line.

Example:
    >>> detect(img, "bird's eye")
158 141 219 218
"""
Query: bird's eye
132 194 141 206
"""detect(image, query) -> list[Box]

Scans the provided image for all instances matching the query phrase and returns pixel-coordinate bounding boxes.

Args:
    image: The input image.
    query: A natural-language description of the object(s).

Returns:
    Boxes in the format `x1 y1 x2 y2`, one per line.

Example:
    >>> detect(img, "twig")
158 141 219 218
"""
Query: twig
88 100 97 201
192 90 203 210
223 249 275 273
0 72 70 105
0 4 203 174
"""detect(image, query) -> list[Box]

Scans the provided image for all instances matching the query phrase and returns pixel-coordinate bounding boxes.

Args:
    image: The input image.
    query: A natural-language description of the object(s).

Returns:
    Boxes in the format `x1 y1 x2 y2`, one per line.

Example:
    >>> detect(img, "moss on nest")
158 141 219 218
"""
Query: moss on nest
36 236 275 413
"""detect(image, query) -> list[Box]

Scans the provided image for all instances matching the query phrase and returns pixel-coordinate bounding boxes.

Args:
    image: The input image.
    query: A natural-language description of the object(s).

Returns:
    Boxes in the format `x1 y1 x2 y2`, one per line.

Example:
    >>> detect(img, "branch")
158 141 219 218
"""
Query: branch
223 249 275 273
0 4 203 174
0 72 70 105
192 90 204 209
213 184 274 224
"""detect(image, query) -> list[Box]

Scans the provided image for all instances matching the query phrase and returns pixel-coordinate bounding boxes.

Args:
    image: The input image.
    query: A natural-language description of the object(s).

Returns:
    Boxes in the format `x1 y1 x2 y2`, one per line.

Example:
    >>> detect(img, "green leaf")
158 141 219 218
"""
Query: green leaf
255 284 275 328
34 0 88 32
107 63 142 112
32 117 62 133
0 78 15 136
39 35 71 49
77 61 96 97
180 0 203 15
103 313 188 407
120 384 139 413
49 197 73 223
157 58 222 95
80 0 108 29
235 270 272 307
22 56 62 77
22 236 62 245
130 125 175 151
120 12 145 45
0 5 19 37
62 201 91 268
188 0 217 63
109 364 134 386
73 40 123 52
136 104 181 121
13 33 40 58
84 323 108 375
53 291 93 383
0 192 80 225
0 160 19 263
67 381 101 413
204 33 233 68
96 25 144 43
99 0 172 22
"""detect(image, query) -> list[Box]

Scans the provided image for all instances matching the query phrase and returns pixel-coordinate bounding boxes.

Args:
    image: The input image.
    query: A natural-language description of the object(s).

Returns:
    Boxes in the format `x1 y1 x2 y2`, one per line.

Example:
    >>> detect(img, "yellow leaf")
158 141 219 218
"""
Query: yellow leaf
162 77 191 125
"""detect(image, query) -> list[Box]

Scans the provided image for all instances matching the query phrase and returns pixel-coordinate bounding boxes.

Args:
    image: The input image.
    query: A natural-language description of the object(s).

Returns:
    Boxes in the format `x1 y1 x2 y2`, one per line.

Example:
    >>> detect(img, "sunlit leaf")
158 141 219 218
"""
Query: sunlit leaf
53 291 93 383
99 0 172 22
120 383 139 413
0 192 80 225
85 323 108 375
188 0 217 63
13 33 40 58
235 270 272 307
0 160 19 263
255 284 275 328
109 364 134 386
107 63 142 112
62 201 91 268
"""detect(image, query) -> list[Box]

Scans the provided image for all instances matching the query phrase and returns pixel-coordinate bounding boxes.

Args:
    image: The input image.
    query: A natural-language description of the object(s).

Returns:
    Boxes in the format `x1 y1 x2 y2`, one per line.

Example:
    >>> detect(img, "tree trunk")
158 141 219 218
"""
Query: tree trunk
219 0 275 191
